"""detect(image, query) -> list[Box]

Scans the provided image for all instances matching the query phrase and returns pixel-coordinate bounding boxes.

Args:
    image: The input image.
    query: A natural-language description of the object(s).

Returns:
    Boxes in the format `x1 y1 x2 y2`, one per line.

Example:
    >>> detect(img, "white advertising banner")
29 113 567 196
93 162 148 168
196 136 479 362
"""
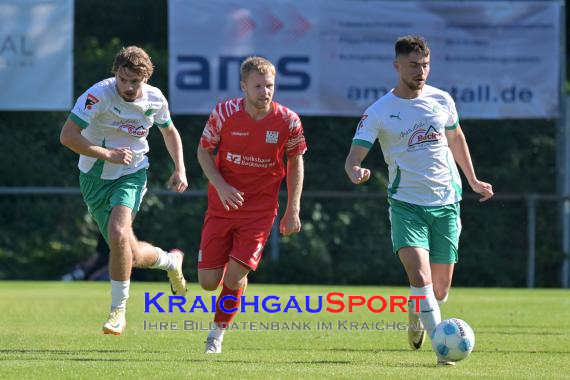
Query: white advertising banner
0 0 73 110
169 0 561 119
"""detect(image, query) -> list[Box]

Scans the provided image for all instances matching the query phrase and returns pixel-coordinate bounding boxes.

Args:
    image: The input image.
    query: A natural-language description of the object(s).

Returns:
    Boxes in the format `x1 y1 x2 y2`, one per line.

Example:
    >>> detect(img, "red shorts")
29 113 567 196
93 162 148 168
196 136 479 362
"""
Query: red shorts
198 213 276 271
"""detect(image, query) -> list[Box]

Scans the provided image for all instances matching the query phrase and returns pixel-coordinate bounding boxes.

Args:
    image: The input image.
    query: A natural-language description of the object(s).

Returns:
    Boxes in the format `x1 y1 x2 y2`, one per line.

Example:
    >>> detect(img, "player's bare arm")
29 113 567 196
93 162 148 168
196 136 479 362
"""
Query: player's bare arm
60 118 132 165
197 144 244 210
344 145 372 185
280 154 304 236
159 124 188 193
445 126 493 202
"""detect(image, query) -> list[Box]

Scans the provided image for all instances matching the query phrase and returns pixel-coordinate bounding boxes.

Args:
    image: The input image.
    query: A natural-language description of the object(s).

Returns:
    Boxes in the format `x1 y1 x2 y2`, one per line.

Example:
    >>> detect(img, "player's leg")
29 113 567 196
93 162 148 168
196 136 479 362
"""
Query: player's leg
204 214 274 354
429 201 461 305
197 213 233 291
205 259 249 354
431 263 454 305
198 268 225 291
196 214 234 353
427 202 461 365
113 169 187 295
389 199 438 349
79 173 132 335
129 233 187 296
103 204 134 335
398 247 441 338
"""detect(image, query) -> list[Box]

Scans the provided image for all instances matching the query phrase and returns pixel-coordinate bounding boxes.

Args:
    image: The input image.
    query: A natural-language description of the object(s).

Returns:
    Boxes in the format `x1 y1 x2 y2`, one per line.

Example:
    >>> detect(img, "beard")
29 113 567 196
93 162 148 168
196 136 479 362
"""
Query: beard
121 93 136 102
403 77 425 91
252 97 271 109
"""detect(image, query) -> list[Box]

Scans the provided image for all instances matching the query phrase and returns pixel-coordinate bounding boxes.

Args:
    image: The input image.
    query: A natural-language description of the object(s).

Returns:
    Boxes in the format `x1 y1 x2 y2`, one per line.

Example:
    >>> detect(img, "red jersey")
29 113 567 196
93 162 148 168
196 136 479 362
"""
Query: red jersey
200 98 307 218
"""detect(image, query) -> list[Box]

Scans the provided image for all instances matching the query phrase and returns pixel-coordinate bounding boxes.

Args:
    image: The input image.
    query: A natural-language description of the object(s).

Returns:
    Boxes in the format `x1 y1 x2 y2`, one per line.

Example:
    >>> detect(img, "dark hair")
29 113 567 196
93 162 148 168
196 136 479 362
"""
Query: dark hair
395 35 430 58
112 46 154 78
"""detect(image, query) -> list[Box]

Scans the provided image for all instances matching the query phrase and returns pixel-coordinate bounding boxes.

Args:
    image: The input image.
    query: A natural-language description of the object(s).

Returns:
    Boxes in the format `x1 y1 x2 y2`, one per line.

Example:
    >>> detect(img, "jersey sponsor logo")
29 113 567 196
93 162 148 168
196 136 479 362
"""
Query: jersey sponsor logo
226 152 242 164
408 125 441 147
84 93 99 110
389 112 401 120
119 123 148 138
357 115 368 130
226 152 276 168
266 131 279 144
231 131 249 136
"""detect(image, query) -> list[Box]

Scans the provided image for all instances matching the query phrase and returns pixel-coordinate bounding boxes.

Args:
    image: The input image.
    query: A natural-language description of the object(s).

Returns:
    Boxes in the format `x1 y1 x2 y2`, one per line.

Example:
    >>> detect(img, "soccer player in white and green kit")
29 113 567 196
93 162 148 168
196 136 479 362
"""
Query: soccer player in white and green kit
345 36 493 365
60 46 188 335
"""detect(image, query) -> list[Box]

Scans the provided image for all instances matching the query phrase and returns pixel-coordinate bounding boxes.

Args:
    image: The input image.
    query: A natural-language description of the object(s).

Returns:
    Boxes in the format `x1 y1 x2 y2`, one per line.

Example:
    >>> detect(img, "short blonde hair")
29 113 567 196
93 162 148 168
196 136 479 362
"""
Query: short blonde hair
112 46 154 79
240 56 275 81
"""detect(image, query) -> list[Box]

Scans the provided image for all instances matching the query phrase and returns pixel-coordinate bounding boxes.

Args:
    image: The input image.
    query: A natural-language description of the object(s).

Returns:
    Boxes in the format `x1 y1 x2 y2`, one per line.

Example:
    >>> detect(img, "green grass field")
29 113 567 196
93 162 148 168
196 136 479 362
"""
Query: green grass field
1 282 569 379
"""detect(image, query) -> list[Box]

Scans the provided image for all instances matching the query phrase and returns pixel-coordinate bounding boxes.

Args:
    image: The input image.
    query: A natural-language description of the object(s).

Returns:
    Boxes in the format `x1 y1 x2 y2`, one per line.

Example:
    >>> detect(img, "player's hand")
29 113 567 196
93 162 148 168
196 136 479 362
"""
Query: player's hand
469 179 494 202
107 147 132 165
168 170 188 193
215 181 244 210
348 166 371 185
280 208 301 236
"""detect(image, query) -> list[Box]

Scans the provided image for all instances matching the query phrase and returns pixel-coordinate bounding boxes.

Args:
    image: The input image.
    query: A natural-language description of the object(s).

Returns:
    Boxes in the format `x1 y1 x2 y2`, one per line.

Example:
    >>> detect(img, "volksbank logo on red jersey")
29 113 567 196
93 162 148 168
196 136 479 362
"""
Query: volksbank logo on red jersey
144 292 425 314
226 152 242 164
225 152 276 168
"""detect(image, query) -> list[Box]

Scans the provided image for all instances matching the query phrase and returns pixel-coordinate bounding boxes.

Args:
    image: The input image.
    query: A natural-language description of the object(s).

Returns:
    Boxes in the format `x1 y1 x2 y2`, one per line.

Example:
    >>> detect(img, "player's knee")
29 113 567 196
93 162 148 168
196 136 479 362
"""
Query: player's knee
222 271 247 290
409 273 431 288
435 291 449 305
222 278 243 291
131 251 143 267
107 224 128 247
200 282 218 291
198 276 221 291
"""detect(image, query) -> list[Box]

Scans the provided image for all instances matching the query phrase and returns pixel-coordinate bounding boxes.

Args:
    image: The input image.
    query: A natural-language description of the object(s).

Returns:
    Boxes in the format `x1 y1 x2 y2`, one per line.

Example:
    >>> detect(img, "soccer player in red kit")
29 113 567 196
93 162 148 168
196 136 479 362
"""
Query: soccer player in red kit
196 56 307 353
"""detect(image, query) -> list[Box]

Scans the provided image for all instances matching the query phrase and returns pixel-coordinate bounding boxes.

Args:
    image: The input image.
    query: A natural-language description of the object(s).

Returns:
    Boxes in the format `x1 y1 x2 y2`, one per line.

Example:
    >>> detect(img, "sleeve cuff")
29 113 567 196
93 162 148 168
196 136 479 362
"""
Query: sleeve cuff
352 139 373 149
69 113 89 129
445 116 460 130
155 119 173 129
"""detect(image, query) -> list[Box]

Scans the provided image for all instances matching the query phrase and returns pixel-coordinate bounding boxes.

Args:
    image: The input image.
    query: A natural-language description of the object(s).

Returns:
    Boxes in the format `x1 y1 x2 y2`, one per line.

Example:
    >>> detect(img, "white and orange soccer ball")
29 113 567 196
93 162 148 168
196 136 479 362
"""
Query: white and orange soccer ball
431 318 475 362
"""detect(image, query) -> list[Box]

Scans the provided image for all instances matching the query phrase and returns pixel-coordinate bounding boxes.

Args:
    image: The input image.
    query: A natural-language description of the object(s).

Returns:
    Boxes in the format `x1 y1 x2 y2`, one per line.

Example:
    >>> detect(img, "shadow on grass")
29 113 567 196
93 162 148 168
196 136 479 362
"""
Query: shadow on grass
1 349 124 353
327 348 410 353
474 349 570 355
0 348 161 355
0 355 354 365
478 330 567 336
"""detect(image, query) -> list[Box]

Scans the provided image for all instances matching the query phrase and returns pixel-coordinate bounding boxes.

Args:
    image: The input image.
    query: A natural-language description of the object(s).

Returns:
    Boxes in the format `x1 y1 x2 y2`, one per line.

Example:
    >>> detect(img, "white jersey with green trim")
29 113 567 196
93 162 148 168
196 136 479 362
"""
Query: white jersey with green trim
69 78 172 180
353 85 462 206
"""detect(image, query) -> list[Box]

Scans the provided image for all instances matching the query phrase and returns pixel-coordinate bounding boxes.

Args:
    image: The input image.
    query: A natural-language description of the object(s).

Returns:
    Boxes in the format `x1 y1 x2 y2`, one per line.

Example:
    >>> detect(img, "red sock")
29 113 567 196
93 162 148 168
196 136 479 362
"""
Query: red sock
214 284 243 327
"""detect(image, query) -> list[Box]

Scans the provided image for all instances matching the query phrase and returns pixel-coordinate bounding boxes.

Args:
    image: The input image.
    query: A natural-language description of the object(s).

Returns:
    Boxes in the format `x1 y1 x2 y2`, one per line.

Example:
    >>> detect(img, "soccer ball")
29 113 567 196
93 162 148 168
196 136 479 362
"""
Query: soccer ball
431 318 475 362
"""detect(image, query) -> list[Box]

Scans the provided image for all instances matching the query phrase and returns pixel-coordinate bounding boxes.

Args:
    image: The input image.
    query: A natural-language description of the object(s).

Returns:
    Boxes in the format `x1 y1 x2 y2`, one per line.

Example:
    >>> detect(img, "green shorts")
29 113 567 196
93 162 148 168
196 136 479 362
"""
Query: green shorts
388 198 461 264
79 169 147 243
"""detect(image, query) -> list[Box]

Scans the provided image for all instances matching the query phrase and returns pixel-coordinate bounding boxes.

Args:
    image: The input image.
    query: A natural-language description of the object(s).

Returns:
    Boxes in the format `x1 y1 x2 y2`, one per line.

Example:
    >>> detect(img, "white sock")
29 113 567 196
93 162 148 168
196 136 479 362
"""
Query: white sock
411 284 441 337
208 327 226 341
437 294 449 305
150 247 176 271
111 280 130 310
